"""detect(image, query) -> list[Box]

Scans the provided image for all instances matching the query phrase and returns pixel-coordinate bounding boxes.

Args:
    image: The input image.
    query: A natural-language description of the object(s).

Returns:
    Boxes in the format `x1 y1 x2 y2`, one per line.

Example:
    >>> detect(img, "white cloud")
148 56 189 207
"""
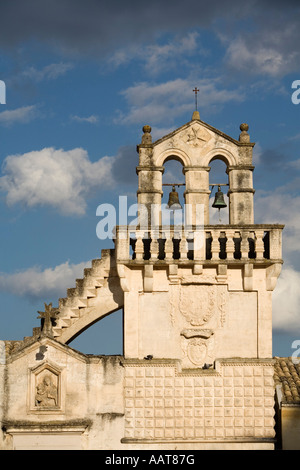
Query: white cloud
0 147 115 215
109 32 200 75
22 62 73 82
226 38 284 76
273 266 300 333
224 22 300 78
71 114 99 124
0 260 90 301
0 105 39 126
117 78 244 125
255 189 300 256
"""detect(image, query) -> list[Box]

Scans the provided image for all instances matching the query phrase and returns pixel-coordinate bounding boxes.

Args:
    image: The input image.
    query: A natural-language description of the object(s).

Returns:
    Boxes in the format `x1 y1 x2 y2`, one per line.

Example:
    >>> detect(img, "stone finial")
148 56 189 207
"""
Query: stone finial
239 123 250 143
141 125 152 145
37 302 59 337
192 110 200 121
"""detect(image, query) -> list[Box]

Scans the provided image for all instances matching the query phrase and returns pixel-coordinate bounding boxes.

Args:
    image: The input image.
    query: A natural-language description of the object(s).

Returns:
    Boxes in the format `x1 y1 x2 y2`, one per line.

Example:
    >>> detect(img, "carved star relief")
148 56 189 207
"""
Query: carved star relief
186 125 213 147
186 127 206 146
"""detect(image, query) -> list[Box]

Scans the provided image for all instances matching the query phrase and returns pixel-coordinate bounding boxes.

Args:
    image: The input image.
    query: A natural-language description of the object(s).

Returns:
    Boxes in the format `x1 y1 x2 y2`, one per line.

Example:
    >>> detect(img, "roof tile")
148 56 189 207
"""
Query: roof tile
274 357 300 404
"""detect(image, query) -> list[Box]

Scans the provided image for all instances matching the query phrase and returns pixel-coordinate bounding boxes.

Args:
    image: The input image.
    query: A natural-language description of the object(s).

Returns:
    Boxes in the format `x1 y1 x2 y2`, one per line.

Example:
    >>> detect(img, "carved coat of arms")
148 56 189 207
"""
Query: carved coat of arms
179 285 217 326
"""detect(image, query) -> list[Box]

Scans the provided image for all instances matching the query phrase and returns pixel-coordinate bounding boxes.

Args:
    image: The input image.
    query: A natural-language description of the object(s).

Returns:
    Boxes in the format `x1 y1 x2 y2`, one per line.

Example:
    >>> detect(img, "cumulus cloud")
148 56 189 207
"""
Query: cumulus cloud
117 78 244 125
22 62 73 82
255 188 300 255
109 32 200 75
0 260 90 301
223 8 300 78
0 147 115 215
0 105 39 126
273 266 300 332
225 37 286 77
70 114 99 124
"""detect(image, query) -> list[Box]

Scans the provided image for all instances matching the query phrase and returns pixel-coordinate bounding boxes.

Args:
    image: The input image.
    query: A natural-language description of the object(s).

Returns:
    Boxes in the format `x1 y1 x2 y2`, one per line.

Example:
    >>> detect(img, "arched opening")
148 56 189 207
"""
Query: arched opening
209 158 229 224
161 158 185 227
68 309 123 355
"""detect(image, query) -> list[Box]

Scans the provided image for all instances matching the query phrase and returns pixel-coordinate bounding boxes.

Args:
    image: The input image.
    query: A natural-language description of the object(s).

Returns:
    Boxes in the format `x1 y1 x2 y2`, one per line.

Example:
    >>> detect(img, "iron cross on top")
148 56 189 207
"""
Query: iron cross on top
193 87 199 110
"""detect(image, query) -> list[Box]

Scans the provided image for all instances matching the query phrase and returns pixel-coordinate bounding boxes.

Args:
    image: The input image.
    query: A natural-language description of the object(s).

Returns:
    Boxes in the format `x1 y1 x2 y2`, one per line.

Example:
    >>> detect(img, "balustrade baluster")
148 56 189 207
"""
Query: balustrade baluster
241 230 250 260
179 232 188 260
255 230 265 260
226 230 235 260
135 231 144 260
165 237 173 260
211 230 220 260
150 232 159 261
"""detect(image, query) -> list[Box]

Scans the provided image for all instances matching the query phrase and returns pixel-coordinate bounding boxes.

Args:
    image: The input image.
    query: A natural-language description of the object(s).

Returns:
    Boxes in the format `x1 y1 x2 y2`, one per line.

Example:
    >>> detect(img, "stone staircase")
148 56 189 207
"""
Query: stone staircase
52 248 115 341
19 248 124 349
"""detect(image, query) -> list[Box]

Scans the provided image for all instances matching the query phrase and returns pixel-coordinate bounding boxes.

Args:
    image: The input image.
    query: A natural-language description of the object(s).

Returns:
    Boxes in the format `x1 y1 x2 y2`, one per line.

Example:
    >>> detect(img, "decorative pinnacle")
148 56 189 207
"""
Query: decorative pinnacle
37 302 59 337
239 123 250 142
240 123 249 132
141 125 152 145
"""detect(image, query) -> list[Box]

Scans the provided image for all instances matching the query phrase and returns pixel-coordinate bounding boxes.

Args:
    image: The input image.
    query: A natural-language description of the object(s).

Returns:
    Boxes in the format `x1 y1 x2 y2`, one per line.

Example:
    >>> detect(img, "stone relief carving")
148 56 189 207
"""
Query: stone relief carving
187 338 207 365
169 284 228 366
169 284 228 328
181 330 214 367
29 362 62 412
179 285 217 326
219 290 227 327
184 126 212 147
35 373 58 407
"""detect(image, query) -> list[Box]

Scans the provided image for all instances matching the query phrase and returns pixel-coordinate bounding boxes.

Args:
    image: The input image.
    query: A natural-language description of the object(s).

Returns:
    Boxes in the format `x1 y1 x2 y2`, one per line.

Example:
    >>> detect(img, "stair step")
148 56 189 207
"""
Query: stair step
52 327 62 337
59 297 68 309
70 308 81 318
84 267 92 277
64 296 88 308
86 288 97 298
67 287 76 297
56 318 72 328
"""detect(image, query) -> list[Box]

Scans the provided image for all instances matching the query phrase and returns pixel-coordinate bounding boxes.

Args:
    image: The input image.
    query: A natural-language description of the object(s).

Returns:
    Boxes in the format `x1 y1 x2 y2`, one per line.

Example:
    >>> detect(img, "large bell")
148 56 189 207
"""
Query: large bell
212 185 227 209
167 185 182 210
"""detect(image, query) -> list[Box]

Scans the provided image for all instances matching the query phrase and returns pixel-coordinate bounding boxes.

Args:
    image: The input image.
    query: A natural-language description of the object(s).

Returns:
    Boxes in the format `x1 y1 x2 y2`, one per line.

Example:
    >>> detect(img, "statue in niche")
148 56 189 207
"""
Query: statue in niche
35 374 58 407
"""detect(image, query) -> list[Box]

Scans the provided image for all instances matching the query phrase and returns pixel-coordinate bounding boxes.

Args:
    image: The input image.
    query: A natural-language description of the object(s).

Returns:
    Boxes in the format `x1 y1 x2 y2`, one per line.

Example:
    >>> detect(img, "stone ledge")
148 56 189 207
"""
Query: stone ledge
121 437 275 444
2 419 92 433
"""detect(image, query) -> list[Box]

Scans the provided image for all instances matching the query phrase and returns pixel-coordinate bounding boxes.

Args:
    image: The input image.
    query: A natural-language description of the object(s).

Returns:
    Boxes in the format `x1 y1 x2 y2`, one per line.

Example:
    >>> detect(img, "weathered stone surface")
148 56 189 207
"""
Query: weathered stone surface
0 114 283 450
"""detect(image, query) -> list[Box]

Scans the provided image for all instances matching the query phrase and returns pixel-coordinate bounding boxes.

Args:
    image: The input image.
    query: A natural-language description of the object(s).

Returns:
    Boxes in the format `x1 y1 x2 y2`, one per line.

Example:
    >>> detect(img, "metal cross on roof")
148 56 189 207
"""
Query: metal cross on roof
193 87 199 110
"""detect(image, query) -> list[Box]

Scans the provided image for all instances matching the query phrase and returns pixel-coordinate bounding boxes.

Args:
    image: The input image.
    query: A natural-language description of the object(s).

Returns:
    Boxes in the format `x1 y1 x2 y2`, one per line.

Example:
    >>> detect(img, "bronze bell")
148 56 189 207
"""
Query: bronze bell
167 185 182 210
212 185 227 209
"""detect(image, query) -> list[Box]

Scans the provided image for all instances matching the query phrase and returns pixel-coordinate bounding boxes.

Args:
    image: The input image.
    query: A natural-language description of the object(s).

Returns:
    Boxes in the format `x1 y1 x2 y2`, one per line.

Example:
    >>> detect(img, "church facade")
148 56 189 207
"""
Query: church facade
0 111 284 450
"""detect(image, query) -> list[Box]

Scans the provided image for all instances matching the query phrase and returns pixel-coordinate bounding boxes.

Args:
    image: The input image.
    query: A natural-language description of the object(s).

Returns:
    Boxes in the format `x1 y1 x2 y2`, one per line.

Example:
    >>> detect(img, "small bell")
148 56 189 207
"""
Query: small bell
167 185 182 210
212 185 227 209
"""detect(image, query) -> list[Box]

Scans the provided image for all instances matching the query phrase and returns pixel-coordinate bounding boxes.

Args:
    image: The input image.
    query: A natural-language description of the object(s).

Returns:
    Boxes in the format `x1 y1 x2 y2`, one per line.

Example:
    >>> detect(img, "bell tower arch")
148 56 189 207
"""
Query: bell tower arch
136 117 255 227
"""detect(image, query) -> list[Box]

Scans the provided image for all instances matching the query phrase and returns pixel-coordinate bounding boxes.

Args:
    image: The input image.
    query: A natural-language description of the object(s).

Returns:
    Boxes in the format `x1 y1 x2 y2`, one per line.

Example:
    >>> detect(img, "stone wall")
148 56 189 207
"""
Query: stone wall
122 359 275 448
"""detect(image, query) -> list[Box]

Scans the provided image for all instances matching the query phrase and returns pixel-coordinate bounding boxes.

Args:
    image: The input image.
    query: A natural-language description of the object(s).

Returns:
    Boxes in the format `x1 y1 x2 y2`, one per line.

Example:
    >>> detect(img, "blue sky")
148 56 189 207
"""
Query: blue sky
0 0 299 357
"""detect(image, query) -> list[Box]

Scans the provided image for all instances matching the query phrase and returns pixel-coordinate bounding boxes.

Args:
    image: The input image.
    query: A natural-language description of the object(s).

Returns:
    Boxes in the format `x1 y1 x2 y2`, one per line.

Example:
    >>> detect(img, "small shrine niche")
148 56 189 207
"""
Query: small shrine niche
29 362 62 412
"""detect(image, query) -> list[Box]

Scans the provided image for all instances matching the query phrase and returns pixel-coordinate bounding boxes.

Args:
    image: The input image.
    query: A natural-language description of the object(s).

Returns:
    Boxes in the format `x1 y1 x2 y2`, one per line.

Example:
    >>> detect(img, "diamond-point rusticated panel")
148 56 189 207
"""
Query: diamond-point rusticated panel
123 359 275 442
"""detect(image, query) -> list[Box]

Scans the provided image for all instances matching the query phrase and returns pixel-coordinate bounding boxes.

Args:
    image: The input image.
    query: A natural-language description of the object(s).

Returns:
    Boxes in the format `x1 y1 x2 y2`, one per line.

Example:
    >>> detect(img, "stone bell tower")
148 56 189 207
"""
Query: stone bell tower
114 109 284 448
0 108 284 451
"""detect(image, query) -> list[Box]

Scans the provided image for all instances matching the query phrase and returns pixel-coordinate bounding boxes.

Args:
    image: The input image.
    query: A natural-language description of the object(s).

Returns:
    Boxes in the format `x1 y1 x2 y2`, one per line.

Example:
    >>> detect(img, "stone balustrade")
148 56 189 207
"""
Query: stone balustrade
114 225 284 264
